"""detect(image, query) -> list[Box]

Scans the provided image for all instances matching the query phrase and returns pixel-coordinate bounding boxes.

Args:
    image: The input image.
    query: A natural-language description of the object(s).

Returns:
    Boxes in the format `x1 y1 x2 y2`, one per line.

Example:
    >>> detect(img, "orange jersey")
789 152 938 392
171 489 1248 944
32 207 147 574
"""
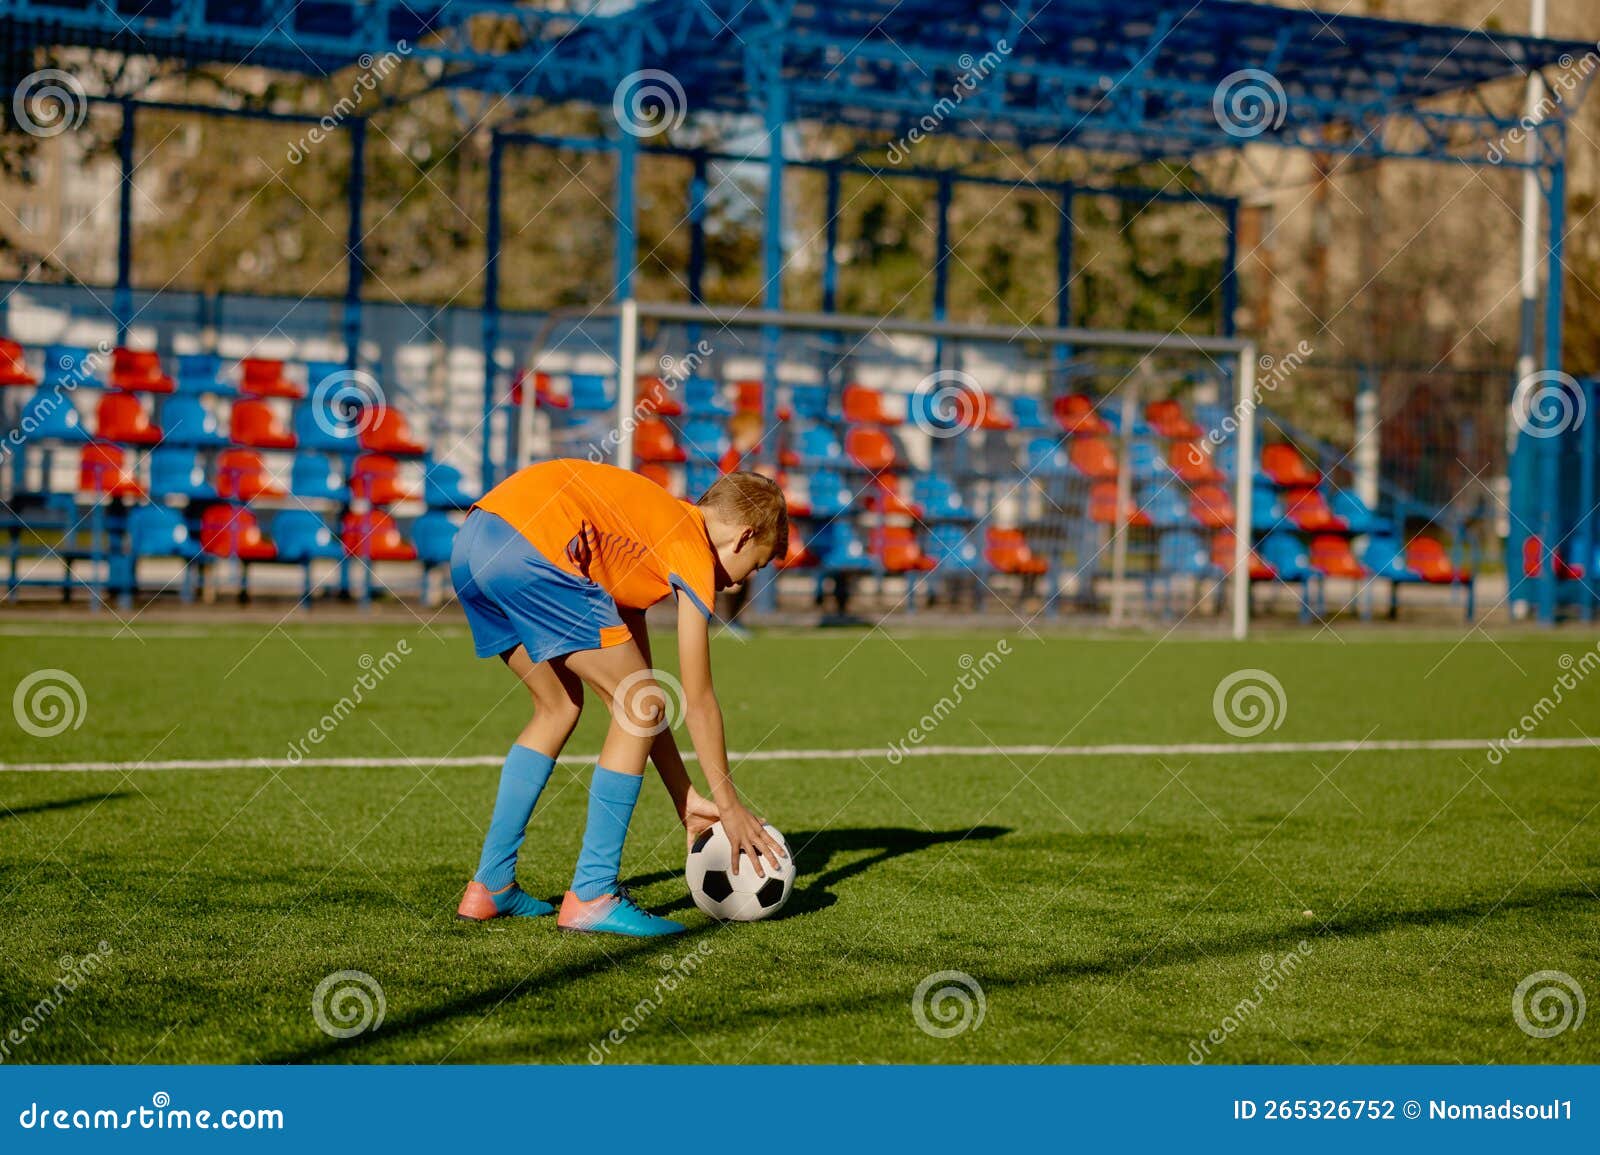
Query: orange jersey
475 459 717 616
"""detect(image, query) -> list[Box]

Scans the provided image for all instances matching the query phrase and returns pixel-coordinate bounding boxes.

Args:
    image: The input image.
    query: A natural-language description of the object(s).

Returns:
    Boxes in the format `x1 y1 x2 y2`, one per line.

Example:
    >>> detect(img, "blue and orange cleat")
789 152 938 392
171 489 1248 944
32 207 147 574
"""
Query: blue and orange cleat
558 889 685 937
457 881 555 921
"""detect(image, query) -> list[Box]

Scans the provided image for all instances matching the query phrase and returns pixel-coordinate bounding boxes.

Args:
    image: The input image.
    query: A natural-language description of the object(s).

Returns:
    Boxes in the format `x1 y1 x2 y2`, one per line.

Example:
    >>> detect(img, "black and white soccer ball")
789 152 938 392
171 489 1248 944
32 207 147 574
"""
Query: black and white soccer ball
686 820 795 921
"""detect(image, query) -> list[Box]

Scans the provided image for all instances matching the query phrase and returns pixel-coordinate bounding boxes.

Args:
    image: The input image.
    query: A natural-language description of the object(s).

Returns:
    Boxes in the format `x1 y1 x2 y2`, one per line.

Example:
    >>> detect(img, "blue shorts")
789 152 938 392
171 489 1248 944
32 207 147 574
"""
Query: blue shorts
450 509 630 663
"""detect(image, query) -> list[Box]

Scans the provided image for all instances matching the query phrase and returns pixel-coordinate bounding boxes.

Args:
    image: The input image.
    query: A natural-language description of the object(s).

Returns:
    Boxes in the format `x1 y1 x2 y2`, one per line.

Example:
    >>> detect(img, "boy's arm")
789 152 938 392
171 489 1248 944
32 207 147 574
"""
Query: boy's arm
675 596 786 876
616 606 718 843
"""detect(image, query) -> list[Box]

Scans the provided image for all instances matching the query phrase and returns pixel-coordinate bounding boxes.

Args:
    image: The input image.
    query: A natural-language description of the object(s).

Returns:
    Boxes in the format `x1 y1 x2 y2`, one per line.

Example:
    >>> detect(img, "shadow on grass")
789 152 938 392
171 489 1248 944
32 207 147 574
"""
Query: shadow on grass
0 793 129 821
264 825 1010 1063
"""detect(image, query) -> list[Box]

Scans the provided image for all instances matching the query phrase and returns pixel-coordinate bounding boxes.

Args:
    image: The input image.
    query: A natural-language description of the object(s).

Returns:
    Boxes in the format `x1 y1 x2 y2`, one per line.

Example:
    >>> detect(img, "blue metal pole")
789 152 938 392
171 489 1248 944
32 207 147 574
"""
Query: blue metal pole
613 127 639 300
1221 197 1240 338
344 118 365 369
482 129 504 490
114 101 135 342
688 152 707 305
822 164 840 313
1053 185 1075 376
932 172 953 370
1536 154 1567 626
756 51 787 612
1579 378 1596 623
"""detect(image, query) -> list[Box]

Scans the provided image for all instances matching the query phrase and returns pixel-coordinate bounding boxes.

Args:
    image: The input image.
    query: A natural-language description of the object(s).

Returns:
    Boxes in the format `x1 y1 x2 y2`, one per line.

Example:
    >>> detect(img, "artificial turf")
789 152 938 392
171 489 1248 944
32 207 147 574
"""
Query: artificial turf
1 618 1597 1064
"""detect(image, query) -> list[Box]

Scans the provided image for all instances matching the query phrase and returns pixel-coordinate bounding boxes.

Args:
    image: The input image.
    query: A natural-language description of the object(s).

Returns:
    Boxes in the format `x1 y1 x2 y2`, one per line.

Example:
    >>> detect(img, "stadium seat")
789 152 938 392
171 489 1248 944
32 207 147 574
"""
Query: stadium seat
866 475 922 517
128 504 198 559
412 511 459 566
1024 437 1071 476
1068 437 1119 481
1143 484 1192 529
874 526 937 574
842 384 901 426
17 389 90 442
984 528 1048 576
42 345 99 388
216 449 286 501
109 348 175 393
1212 532 1276 581
291 454 346 501
1159 530 1211 578
349 454 410 505
1145 399 1202 440
636 376 685 417
149 447 218 499
272 510 344 563
1360 535 1420 583
1261 443 1320 487
423 461 475 508
685 377 734 417
200 505 277 560
634 418 687 463
162 395 228 447
1407 537 1471 584
913 475 969 520
683 462 720 500
1522 535 1585 581
1327 488 1388 536
239 357 304 399
1282 487 1349 533
96 391 162 444
342 510 418 562
1309 534 1366 579
174 353 236 395
680 417 730 464
1189 484 1235 529
787 384 831 421
1089 482 1152 527
1169 441 1225 484
230 398 296 449
511 369 569 410
1053 393 1111 436
776 527 818 571
1252 480 1287 527
815 522 878 574
79 445 144 498
1260 532 1315 582
1009 395 1049 432
293 396 358 450
929 524 982 574
845 426 900 473
794 425 843 466
360 406 426 455
568 374 615 413
805 470 854 518
0 339 36 386
1128 439 1164 481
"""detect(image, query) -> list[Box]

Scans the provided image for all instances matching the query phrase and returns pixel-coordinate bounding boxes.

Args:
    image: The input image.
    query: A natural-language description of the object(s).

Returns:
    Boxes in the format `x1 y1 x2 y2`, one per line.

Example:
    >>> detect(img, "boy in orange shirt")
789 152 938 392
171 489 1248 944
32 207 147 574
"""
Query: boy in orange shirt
451 459 788 936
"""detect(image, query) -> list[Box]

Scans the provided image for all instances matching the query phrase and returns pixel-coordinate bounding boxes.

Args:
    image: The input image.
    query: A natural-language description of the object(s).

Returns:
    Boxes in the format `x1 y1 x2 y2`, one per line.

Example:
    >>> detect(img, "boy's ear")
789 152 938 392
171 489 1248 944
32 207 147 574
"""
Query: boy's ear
735 526 757 553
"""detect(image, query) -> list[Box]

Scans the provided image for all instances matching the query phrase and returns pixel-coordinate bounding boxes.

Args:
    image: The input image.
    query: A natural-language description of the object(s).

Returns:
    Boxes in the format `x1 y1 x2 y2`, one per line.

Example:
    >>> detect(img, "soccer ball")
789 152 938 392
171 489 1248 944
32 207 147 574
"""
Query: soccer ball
686 821 795 921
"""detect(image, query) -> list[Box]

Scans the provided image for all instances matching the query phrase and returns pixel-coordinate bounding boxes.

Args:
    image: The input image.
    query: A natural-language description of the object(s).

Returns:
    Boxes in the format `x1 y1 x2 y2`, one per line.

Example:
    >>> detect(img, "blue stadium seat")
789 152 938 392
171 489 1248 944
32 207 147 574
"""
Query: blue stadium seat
1128 439 1165 481
1024 436 1071 476
128 505 199 559
907 388 960 435
291 454 345 501
1252 479 1286 529
814 522 878 574
1010 395 1049 432
1144 485 1192 528
1360 535 1420 582
294 395 359 450
568 374 615 413
423 461 475 508
412 511 459 566
1159 530 1211 576
787 384 832 421
685 462 720 499
41 345 98 389
16 387 91 442
928 523 982 573
149 448 218 499
806 469 853 518
272 510 344 563
684 377 733 416
795 425 843 467
1260 532 1314 581
681 417 730 464
914 474 969 519
1327 487 1388 535
175 353 237 395
162 395 228 447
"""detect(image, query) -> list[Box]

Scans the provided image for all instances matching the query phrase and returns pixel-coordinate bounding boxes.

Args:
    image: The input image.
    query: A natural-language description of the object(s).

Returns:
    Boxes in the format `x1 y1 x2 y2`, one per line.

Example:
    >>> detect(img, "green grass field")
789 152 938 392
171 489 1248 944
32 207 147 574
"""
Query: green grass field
1 618 1597 1064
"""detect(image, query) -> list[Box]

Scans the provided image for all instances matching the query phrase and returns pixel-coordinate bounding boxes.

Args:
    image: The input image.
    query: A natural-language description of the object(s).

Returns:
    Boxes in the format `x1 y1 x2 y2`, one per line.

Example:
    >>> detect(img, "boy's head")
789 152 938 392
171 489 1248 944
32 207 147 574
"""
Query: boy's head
697 471 789 590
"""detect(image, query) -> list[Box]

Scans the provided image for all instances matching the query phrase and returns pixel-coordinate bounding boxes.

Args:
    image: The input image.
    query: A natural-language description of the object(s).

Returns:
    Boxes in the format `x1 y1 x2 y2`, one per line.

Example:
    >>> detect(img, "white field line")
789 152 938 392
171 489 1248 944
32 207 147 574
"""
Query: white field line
0 736 1595 773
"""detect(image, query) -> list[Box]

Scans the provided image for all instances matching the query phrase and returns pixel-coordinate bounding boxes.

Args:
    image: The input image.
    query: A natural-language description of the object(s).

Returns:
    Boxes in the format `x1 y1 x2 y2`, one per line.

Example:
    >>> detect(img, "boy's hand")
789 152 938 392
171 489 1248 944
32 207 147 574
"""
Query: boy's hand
681 791 720 848
720 801 786 877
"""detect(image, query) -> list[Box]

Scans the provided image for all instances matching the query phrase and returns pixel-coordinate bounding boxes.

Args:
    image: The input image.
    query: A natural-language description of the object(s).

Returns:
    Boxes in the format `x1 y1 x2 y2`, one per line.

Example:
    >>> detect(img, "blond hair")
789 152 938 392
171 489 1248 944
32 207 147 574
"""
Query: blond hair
698 471 789 558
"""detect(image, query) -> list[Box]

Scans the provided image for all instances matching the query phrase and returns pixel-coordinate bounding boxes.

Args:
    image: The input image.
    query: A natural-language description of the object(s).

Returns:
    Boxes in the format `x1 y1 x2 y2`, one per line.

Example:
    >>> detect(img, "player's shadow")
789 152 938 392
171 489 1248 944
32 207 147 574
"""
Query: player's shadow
0 792 129 821
623 825 1011 918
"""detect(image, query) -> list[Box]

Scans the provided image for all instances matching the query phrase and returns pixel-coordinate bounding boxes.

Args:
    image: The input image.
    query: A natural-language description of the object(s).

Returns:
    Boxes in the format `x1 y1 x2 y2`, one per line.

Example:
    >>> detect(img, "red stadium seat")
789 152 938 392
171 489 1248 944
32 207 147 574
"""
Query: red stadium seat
201 505 277 560
1261 443 1320 487
1211 532 1275 581
636 376 685 417
1189 484 1235 528
342 511 418 561
1310 534 1365 579
1283 488 1348 533
1169 441 1224 483
1522 535 1584 581
1053 393 1110 436
867 475 922 517
1068 437 1119 481
239 357 304 399
1089 482 1151 527
845 426 899 473
229 398 296 449
0 339 38 386
108 347 175 393
776 528 817 570
1145 399 1202 440
215 449 286 501
776 472 811 517
635 418 687 463
842 384 901 426
1409 537 1472 584
510 370 569 410
984 527 1048 576
961 387 1014 431
350 454 411 505
874 526 937 573
95 391 163 444
360 406 426 455
79 445 144 498
736 380 784 419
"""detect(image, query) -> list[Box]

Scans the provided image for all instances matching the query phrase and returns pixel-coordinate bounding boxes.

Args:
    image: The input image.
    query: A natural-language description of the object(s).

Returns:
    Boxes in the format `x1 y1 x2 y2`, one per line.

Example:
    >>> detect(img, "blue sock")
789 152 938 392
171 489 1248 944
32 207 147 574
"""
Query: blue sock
571 767 644 901
473 745 556 892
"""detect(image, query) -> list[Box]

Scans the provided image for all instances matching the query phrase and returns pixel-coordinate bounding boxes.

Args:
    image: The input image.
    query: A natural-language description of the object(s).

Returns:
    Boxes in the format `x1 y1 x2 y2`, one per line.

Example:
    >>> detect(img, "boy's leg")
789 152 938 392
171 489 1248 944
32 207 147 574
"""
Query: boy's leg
457 646 584 921
555 640 685 936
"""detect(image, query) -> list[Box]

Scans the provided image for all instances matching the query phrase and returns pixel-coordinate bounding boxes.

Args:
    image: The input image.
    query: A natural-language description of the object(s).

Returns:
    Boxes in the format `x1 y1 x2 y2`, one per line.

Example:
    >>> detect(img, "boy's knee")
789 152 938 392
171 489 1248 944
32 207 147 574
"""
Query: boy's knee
536 693 584 736
610 675 667 735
